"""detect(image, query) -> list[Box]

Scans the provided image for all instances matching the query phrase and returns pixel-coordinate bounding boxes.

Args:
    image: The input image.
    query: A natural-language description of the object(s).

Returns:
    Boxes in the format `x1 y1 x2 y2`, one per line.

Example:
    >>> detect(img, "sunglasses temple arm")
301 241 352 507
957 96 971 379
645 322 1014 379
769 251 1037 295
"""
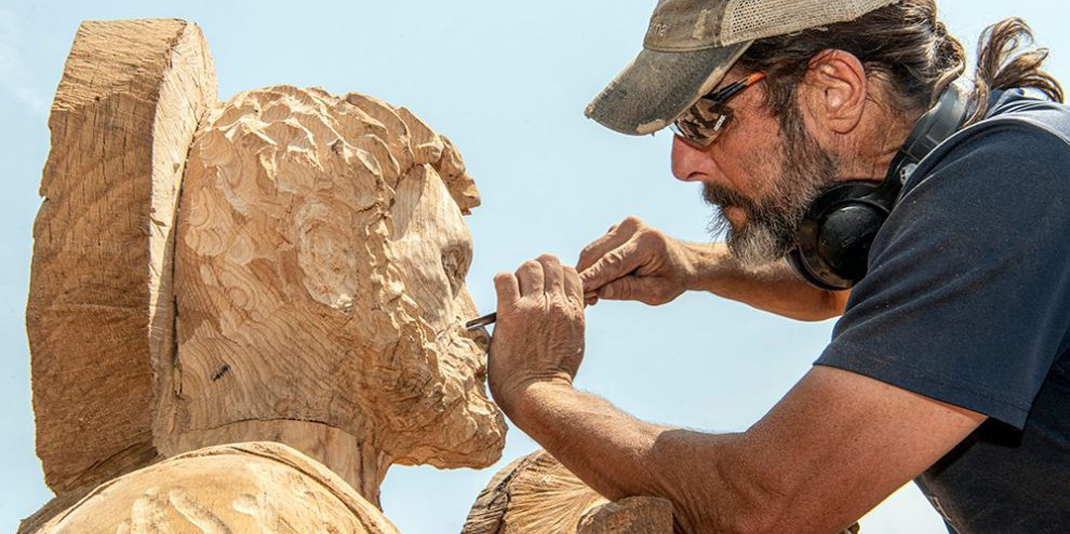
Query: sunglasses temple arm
713 73 766 102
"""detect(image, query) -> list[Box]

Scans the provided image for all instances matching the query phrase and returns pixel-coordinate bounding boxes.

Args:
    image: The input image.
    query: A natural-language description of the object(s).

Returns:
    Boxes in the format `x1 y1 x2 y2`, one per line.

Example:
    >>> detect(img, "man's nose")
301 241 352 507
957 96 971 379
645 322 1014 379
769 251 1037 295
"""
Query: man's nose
670 135 723 183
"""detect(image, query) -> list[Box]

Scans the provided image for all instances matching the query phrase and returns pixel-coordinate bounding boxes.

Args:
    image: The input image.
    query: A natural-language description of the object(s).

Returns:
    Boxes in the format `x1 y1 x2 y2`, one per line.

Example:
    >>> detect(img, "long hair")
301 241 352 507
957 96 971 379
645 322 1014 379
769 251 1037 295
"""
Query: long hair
971 18 1063 120
735 1 1063 127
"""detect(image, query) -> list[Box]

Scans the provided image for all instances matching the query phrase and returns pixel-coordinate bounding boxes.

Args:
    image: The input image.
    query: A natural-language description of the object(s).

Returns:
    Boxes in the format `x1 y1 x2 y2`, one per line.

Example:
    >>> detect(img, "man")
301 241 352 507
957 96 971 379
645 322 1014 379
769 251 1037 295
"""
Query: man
485 1 1070 533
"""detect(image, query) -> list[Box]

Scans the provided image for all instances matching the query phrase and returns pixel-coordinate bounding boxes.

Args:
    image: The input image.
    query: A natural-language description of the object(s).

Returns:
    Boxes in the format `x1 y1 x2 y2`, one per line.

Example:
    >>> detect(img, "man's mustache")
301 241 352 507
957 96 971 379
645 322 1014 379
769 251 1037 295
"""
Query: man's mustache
701 182 759 214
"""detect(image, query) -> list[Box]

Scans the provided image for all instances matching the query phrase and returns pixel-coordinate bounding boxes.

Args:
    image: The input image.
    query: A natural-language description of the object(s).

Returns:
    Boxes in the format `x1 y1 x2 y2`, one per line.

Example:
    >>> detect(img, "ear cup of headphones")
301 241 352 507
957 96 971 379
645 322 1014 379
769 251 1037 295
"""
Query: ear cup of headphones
790 181 889 291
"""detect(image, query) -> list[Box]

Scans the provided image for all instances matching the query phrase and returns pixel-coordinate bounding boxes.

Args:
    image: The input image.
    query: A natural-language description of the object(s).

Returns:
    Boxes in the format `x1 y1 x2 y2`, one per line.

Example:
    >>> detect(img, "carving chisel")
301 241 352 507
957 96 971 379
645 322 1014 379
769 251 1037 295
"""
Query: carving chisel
465 294 594 331
465 313 497 331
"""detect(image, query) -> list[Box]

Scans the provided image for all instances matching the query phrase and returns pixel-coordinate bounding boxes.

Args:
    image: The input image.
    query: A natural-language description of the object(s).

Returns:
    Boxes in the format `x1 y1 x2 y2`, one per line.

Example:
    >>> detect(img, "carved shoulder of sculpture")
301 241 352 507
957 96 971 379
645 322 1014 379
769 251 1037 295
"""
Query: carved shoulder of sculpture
29 442 401 534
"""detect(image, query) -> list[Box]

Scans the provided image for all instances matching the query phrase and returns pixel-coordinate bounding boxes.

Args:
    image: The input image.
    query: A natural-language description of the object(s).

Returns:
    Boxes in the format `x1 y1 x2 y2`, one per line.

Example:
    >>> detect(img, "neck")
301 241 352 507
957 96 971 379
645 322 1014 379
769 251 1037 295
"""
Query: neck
831 92 922 182
838 124 913 181
167 419 391 507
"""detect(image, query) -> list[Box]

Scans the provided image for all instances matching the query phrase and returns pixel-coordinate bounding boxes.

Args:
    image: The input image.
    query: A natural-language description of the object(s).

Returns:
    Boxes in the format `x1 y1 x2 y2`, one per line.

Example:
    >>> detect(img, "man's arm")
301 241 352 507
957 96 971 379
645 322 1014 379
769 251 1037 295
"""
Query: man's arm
488 254 982 534
683 241 850 321
511 366 984 534
576 216 848 322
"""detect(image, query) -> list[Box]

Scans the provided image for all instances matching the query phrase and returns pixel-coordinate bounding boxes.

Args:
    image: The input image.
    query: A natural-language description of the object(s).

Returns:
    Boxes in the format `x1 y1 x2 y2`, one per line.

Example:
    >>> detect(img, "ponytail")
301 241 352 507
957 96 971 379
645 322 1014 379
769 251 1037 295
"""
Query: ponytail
967 18 1064 124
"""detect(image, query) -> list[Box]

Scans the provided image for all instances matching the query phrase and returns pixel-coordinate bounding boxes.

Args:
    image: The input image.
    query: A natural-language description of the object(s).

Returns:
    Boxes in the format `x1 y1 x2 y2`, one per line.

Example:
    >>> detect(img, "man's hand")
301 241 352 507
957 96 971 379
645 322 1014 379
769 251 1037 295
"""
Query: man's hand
488 254 585 417
577 216 696 306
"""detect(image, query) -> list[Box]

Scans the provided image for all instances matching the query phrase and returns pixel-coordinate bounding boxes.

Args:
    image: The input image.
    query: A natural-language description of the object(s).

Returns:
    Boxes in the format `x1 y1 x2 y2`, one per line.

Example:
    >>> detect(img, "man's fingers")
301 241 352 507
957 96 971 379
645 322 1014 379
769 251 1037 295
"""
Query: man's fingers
597 276 665 305
597 276 645 302
576 217 642 273
564 266 583 304
494 272 521 304
579 239 643 293
516 260 544 296
538 254 564 295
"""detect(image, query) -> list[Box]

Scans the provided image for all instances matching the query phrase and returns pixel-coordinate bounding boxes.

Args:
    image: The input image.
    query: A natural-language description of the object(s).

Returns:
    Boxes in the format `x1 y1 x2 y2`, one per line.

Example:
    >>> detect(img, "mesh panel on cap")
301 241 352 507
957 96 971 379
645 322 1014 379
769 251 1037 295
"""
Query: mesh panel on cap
721 0 897 45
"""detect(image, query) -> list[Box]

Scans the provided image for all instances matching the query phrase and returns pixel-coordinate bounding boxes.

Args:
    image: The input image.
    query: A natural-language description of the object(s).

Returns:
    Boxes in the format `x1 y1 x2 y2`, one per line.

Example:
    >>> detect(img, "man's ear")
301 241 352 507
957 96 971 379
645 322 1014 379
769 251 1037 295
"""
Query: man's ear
798 49 868 135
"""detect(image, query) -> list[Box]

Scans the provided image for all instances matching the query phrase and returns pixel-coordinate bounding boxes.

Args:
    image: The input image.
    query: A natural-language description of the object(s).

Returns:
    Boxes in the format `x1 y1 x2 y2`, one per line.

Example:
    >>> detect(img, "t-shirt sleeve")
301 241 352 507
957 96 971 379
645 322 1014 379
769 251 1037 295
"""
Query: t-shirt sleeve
816 120 1070 429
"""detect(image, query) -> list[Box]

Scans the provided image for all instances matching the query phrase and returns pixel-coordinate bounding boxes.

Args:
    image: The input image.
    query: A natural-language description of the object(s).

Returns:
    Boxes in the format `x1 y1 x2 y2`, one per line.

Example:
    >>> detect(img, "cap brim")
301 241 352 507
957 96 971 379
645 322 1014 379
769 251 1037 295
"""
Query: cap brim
585 41 752 136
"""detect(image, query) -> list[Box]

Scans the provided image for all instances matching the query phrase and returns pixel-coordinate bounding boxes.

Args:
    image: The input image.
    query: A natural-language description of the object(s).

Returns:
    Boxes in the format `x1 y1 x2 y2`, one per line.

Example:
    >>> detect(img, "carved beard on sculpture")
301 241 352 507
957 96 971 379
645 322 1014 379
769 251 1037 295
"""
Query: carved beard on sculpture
174 86 505 470
703 103 839 267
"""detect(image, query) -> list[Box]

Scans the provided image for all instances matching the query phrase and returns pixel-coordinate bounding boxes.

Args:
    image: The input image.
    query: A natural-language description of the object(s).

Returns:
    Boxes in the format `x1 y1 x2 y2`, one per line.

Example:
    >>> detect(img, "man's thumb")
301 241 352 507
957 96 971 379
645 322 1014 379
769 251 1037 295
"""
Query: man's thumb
596 276 643 301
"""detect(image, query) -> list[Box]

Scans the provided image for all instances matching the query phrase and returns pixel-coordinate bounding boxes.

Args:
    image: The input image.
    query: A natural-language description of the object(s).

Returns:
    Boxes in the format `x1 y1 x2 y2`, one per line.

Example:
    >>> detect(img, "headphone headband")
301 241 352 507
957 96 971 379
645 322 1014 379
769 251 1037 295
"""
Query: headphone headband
888 81 970 183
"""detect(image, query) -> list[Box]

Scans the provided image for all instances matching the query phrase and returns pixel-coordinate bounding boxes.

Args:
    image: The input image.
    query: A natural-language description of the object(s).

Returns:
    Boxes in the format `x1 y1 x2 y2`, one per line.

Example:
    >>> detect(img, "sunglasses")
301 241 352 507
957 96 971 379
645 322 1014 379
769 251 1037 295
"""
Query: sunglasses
670 72 765 147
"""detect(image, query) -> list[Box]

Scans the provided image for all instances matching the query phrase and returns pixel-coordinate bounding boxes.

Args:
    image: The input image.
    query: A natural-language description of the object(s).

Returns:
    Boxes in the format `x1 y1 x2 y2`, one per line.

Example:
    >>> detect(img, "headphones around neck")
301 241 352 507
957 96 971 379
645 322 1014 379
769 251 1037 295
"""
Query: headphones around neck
787 81 970 291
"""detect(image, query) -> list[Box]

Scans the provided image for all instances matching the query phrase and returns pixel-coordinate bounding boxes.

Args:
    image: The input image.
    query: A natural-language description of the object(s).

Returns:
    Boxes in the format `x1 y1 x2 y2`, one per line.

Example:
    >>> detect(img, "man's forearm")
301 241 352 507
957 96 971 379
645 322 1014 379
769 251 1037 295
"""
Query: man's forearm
683 242 848 321
512 382 766 534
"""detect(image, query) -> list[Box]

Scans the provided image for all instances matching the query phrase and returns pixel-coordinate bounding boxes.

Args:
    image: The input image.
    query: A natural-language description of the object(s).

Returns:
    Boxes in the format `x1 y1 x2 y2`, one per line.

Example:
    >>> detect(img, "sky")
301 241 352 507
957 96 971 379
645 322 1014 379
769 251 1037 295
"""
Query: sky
1 1 1067 533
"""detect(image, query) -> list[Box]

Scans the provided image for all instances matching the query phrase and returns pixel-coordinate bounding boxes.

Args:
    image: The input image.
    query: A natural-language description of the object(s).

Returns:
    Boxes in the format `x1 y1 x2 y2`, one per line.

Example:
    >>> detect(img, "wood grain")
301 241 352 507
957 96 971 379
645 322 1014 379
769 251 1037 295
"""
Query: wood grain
26 18 217 495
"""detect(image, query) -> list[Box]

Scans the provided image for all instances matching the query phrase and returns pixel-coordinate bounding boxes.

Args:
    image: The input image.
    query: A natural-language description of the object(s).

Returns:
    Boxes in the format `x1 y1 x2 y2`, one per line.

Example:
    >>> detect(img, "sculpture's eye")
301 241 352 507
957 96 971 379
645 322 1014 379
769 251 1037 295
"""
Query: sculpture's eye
441 244 471 296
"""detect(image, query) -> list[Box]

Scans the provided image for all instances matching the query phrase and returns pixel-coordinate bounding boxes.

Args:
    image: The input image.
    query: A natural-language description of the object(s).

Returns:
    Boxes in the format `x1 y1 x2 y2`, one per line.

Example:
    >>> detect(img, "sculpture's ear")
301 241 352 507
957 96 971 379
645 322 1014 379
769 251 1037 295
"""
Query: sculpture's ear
26 18 218 496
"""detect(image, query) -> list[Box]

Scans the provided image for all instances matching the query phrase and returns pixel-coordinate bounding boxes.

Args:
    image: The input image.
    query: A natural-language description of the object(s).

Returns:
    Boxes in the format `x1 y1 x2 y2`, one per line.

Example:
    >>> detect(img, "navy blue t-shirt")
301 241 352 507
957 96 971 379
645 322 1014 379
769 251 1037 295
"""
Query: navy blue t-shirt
816 89 1070 534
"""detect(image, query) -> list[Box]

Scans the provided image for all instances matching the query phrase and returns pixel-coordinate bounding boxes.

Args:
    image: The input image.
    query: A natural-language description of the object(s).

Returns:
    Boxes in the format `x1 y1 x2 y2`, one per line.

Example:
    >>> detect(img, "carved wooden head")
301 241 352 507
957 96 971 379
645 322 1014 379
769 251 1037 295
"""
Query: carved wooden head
172 86 505 469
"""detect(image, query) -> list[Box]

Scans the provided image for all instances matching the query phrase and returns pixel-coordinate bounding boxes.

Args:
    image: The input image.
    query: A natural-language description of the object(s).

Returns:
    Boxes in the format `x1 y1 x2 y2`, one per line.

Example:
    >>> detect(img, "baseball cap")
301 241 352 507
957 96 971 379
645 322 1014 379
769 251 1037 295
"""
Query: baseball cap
585 0 899 135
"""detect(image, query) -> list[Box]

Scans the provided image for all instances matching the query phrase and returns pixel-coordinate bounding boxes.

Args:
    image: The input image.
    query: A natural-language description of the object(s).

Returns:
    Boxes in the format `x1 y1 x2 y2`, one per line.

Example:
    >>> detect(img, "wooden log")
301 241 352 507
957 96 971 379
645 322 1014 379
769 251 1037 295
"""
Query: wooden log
462 449 674 534
25 18 218 495
578 497 675 534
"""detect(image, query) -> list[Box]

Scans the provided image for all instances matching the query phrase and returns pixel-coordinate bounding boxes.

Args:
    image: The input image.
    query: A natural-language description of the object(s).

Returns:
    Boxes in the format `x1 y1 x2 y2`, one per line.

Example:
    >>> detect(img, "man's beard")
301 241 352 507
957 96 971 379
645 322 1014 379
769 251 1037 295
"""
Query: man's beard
703 104 838 267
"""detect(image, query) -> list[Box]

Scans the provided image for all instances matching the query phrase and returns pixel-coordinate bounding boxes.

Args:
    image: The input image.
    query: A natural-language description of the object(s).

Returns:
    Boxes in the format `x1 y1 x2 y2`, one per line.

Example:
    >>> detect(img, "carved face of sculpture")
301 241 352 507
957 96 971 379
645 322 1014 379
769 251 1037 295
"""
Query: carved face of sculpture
174 86 505 469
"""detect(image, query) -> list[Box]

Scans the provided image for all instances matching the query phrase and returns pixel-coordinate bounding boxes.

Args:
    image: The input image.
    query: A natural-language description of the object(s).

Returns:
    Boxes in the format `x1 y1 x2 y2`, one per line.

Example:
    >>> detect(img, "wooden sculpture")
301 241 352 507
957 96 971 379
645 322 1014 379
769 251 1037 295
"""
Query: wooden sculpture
22 18 502 533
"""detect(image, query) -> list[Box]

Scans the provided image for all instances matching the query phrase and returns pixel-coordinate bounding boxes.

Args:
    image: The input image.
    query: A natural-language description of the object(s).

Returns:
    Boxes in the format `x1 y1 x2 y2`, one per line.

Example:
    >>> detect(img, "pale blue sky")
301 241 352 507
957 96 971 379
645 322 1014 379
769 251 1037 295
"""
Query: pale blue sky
1 1 1067 533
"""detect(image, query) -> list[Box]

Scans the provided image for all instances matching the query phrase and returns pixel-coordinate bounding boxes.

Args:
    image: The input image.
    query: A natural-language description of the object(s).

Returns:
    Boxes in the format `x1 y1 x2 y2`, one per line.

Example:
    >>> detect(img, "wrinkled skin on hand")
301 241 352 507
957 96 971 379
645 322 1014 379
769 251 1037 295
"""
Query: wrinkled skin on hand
577 216 696 306
488 254 586 417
